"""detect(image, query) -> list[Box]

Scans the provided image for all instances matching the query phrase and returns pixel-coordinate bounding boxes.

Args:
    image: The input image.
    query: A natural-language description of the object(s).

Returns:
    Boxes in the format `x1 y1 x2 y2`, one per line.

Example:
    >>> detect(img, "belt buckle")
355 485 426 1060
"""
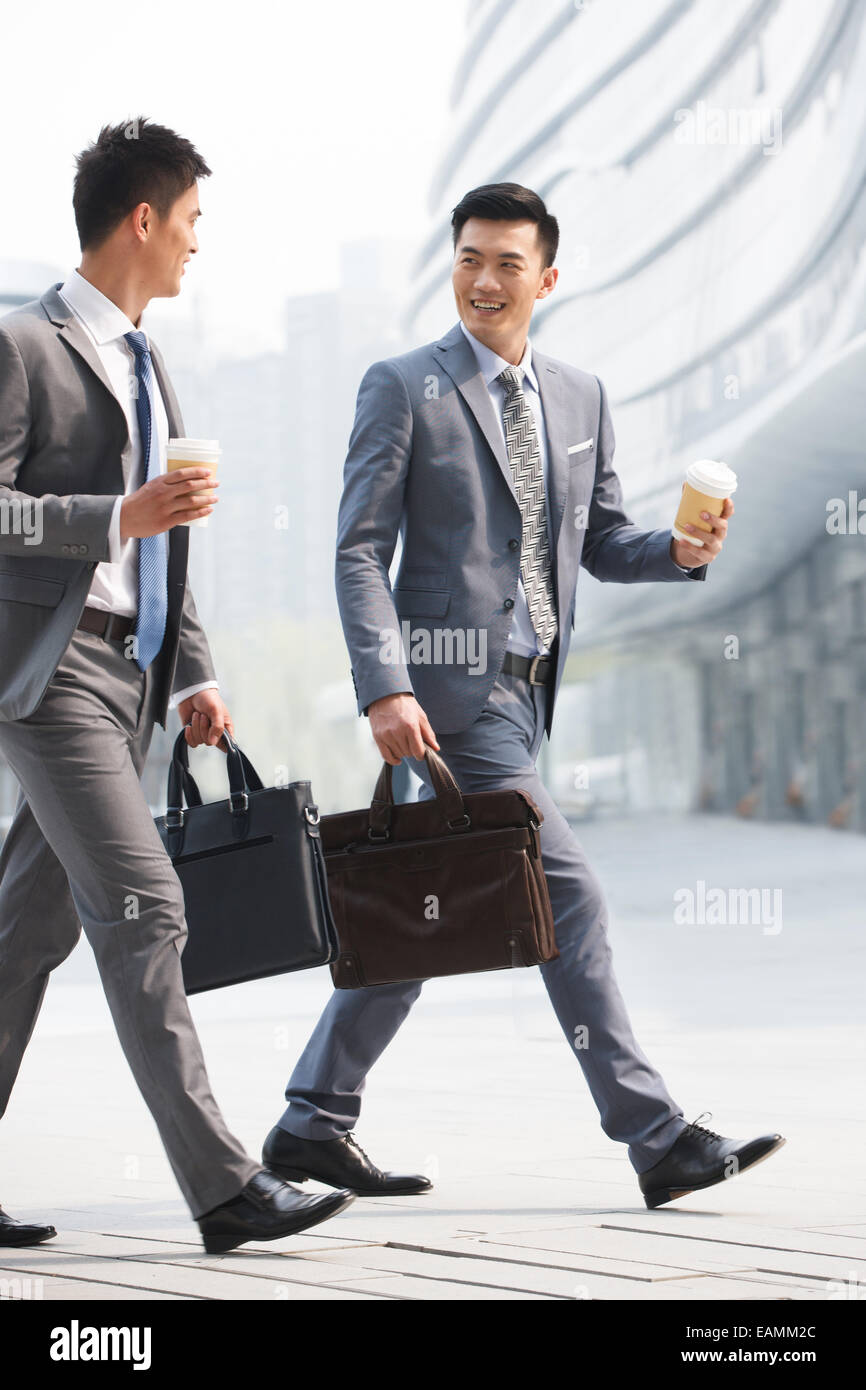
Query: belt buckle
527 654 546 685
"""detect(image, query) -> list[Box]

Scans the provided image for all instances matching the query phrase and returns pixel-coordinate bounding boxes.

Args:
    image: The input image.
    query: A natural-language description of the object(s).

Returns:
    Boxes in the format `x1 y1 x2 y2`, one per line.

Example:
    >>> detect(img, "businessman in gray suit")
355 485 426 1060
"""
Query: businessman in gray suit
0 118 353 1251
264 183 785 1210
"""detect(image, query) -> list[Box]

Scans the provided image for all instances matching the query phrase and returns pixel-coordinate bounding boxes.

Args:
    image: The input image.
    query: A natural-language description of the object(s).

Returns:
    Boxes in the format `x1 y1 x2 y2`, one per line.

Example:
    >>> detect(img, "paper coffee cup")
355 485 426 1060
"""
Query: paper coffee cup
165 438 221 528
672 459 738 547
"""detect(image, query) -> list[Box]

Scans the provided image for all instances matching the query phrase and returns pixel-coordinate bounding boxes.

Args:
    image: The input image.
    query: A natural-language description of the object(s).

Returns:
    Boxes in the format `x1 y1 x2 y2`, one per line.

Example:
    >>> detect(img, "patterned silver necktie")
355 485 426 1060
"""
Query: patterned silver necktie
497 366 558 651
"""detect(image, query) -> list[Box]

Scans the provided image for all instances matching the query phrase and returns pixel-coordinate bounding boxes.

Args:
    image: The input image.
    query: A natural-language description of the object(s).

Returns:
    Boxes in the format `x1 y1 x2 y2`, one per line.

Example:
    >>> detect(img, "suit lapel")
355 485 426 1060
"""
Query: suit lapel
41 284 187 589
533 354 571 557
534 356 574 627
42 286 184 484
431 324 518 507
42 285 134 488
432 324 577 622
150 341 184 438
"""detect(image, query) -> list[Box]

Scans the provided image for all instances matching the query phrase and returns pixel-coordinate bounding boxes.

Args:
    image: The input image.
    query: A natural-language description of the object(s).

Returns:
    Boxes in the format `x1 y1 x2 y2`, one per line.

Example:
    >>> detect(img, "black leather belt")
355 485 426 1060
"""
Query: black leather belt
77 606 136 642
502 649 555 685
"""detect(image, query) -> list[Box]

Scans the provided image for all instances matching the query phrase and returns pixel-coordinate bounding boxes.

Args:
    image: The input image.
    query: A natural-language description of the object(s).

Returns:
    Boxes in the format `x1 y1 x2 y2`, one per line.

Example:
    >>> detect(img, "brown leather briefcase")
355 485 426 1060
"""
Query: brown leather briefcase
321 748 558 988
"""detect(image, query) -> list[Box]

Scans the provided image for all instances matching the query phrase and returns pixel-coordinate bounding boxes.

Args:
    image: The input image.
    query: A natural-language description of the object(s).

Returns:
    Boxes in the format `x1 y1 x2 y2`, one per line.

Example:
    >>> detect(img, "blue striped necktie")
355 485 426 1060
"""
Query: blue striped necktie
124 330 168 672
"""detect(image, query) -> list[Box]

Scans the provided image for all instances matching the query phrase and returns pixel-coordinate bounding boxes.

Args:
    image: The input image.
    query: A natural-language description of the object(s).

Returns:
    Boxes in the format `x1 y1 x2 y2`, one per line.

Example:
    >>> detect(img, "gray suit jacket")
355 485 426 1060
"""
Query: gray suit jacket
337 320 706 738
0 284 215 727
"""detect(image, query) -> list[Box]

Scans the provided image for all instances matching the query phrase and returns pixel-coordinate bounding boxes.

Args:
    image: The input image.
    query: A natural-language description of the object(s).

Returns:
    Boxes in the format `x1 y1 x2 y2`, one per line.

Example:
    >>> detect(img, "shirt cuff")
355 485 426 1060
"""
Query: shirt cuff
107 495 124 564
169 680 219 712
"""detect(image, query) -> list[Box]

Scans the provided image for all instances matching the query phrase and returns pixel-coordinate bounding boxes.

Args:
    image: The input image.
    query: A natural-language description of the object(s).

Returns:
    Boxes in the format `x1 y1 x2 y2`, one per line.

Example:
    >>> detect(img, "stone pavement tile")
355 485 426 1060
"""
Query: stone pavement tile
296 1201 610 1247
804 1225 866 1245
0 1245 392 1300
474 1227 760 1276
324 1274 552 1300
597 1214 866 1265
576 1176 864 1230
24 1230 397 1291
480 1228 861 1278
8 1205 196 1240
377 1233 823 1293
301 1240 707 1292
322 1172 634 1214
473 1228 848 1285
31 1208 379 1257
624 1275 818 1301
332 1266 809 1301
0 1256 208 1301
0 1271 184 1301
714 1268 836 1295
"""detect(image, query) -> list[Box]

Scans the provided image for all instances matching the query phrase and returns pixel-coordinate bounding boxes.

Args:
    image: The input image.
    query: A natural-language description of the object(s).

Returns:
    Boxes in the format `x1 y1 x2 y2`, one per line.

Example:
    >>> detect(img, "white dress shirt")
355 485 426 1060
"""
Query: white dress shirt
460 320 553 658
57 271 217 710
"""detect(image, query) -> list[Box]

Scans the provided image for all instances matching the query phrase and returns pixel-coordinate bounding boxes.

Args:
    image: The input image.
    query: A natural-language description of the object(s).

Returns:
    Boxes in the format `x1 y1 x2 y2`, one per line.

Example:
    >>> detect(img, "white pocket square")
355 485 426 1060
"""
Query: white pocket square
568 438 594 455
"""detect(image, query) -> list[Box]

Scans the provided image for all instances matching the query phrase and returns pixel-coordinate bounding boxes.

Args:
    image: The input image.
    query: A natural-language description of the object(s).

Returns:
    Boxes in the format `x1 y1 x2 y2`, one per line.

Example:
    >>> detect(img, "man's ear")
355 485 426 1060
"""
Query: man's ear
537 266 558 300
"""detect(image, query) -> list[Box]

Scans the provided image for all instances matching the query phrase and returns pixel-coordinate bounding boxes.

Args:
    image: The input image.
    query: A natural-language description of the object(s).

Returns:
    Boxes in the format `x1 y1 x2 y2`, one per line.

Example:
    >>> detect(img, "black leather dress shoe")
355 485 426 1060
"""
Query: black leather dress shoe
0 1205 57 1246
638 1114 786 1209
197 1169 355 1255
262 1125 433 1196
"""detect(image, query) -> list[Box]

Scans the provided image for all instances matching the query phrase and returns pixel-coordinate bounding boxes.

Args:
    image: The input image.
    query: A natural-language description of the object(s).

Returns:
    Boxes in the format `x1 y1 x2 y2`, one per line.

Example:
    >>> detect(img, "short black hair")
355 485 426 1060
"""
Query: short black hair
73 116 212 251
451 182 559 268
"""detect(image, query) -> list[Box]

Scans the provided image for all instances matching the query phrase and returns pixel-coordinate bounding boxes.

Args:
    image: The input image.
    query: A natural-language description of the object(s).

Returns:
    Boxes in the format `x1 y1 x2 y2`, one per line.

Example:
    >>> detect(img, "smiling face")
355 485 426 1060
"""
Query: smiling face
140 181 201 298
452 217 558 360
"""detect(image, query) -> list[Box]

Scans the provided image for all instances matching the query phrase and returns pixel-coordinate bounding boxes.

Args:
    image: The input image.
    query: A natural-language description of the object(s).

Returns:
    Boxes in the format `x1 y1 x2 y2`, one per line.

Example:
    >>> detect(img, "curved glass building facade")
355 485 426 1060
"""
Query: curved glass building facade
408 0 866 830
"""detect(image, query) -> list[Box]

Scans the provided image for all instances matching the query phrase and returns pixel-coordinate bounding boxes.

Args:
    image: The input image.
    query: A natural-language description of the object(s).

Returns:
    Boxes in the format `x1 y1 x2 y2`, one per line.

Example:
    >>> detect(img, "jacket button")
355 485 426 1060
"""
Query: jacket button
61 544 69 554
504 597 515 610
80 545 88 555
508 538 519 550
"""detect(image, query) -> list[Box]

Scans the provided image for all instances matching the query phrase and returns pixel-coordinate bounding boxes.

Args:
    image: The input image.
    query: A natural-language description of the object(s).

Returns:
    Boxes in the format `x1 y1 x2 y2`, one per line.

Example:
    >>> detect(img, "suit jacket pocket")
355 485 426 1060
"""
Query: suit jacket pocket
0 570 66 608
392 587 451 617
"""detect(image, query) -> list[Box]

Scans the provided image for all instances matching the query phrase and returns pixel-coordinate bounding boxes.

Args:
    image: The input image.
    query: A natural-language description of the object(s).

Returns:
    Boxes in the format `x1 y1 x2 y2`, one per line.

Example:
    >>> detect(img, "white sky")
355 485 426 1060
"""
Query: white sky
0 0 468 354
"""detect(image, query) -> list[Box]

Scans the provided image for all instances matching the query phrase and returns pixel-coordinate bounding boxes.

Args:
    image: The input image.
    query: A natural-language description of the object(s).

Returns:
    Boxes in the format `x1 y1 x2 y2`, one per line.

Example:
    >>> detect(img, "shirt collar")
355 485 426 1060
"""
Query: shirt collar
57 269 145 347
459 319 538 393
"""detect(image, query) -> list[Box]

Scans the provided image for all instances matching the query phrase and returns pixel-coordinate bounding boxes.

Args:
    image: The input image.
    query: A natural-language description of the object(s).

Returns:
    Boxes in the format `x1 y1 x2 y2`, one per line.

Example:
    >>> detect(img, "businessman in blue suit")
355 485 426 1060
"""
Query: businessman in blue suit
264 183 785 1210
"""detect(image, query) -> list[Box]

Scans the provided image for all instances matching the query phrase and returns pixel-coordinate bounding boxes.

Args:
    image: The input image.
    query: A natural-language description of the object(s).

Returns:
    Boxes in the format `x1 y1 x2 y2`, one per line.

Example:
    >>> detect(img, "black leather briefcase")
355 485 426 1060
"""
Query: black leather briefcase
154 730 338 994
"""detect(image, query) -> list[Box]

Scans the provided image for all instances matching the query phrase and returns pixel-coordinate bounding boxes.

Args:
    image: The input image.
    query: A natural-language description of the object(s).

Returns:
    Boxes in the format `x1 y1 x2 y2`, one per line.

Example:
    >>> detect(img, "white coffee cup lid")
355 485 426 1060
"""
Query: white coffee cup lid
167 438 221 452
686 458 738 497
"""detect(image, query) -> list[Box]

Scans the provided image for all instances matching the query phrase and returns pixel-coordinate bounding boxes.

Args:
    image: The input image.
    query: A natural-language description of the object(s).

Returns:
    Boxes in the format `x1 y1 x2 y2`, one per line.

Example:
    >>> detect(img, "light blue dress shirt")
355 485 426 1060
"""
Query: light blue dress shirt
460 320 553 658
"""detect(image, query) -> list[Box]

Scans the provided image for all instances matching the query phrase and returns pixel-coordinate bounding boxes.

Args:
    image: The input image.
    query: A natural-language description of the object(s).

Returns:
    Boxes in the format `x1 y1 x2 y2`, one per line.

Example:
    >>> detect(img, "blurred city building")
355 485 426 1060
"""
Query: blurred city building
0 243 415 822
4 1 865 834
406 0 866 832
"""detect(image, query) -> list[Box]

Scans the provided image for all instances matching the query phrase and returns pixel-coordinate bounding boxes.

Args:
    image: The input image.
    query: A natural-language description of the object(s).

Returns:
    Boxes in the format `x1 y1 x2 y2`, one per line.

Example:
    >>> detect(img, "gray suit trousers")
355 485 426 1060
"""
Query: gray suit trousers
0 626 260 1218
279 668 688 1175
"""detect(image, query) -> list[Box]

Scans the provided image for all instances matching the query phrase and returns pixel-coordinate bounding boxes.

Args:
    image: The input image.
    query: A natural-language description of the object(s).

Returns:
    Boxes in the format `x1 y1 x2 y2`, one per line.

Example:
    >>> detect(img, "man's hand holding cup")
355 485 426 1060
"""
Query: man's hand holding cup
669 458 737 569
120 466 218 540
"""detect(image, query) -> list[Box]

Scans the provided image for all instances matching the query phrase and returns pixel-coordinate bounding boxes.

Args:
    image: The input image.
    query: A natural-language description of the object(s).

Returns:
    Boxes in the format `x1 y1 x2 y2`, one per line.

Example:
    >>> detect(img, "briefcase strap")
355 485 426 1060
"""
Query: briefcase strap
369 747 469 840
165 729 264 834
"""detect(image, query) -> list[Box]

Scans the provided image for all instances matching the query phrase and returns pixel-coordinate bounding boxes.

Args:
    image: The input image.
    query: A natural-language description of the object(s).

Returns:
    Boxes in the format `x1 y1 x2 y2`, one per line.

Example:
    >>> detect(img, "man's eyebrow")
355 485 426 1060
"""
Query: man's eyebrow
458 245 526 260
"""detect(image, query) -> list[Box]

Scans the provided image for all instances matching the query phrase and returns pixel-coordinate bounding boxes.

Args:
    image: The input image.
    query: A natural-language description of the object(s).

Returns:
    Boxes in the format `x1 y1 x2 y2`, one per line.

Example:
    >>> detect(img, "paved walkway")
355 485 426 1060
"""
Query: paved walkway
1 815 864 1300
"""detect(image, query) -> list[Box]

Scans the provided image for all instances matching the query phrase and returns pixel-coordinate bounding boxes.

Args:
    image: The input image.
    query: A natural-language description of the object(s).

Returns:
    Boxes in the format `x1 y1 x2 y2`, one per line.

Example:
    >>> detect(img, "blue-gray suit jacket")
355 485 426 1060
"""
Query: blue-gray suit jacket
337 320 706 738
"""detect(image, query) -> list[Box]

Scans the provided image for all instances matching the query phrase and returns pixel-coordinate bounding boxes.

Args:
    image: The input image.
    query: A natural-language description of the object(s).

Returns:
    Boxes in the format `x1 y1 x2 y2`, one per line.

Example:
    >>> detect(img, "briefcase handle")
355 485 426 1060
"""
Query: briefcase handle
165 728 264 831
369 746 468 840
